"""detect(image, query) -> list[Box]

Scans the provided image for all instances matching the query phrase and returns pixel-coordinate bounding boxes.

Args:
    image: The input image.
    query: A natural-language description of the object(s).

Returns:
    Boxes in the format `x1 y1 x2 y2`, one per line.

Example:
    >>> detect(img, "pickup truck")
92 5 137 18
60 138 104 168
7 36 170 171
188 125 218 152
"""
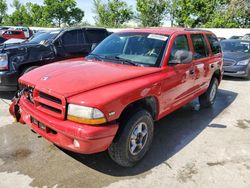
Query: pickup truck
0 27 109 91
10 28 223 167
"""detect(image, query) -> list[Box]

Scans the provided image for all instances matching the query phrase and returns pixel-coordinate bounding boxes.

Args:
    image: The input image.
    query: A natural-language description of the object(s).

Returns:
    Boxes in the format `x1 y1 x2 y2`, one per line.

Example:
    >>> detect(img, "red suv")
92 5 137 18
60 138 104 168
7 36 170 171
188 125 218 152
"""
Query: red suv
10 28 223 167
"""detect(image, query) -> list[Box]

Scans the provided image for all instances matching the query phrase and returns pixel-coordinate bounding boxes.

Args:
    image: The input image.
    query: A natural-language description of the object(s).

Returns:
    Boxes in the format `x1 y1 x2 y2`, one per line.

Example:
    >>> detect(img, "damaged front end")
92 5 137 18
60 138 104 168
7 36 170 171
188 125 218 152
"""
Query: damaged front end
9 87 29 124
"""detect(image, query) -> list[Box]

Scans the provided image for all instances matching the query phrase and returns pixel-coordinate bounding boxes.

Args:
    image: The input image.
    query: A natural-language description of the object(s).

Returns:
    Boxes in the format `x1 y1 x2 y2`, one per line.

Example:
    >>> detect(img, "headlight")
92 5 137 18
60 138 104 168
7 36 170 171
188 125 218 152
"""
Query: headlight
0 53 8 70
67 104 106 125
236 59 249 66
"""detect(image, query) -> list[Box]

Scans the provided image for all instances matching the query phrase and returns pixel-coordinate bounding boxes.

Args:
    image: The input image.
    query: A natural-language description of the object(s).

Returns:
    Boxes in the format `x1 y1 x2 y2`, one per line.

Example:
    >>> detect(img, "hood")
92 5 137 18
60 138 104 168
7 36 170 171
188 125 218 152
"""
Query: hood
20 59 161 97
0 41 41 52
223 52 250 62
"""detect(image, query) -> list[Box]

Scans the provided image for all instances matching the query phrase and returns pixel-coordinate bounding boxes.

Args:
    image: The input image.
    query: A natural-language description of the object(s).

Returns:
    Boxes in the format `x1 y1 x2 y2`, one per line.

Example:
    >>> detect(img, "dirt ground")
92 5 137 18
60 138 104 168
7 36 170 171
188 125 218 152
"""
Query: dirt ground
0 77 250 188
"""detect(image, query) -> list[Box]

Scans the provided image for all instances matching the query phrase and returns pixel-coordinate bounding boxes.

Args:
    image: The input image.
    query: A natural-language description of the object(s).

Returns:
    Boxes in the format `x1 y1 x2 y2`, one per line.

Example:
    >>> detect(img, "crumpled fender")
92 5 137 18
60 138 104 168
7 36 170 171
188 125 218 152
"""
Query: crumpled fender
9 89 26 124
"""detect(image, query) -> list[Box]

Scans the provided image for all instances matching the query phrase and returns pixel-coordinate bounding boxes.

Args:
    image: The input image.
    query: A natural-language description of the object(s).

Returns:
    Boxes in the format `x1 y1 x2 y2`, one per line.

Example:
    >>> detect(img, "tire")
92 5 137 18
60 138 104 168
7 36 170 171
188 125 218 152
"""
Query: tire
22 66 39 75
108 109 154 167
247 70 250 80
199 77 219 108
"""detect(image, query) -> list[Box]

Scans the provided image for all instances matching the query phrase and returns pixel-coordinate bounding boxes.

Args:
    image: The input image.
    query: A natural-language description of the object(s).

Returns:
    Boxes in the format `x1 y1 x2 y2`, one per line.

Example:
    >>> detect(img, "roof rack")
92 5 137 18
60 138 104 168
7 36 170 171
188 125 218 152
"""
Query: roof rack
184 28 210 32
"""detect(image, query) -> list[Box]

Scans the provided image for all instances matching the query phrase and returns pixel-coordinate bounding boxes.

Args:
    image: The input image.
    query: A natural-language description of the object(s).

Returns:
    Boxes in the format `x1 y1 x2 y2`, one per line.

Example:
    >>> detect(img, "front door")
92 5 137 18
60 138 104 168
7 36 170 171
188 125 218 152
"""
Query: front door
160 34 195 115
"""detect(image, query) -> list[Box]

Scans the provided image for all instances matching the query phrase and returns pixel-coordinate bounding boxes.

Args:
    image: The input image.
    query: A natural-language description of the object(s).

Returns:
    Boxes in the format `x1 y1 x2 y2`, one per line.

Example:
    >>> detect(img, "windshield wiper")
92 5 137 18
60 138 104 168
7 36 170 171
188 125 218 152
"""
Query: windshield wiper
107 56 142 66
88 53 104 61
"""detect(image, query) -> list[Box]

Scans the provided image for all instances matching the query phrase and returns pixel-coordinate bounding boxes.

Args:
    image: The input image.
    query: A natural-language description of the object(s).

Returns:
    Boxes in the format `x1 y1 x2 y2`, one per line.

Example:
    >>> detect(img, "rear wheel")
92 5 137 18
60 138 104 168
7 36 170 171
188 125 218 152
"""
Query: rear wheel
108 109 154 167
199 77 218 108
247 70 250 80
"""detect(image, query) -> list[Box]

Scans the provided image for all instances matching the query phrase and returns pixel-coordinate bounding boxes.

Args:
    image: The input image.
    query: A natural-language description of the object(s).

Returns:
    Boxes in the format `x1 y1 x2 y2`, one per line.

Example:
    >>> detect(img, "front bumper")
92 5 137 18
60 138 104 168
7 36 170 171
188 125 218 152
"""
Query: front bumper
0 71 19 91
19 97 119 154
223 65 249 78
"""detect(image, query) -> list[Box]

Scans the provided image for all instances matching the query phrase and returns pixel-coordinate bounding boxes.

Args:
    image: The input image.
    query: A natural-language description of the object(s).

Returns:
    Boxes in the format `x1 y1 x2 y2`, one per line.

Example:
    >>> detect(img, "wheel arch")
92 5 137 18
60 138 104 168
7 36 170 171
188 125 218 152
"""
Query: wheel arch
118 96 159 124
212 69 222 84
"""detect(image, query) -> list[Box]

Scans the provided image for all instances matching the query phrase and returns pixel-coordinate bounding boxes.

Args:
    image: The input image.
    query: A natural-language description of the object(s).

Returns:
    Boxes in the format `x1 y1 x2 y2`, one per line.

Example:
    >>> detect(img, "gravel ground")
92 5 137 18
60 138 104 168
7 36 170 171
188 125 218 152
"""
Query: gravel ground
0 78 250 188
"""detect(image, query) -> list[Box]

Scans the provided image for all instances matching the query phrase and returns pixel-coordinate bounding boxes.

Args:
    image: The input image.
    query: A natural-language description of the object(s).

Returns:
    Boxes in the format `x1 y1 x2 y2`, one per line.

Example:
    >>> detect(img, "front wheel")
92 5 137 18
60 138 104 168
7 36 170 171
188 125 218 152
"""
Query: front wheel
199 77 218 108
108 109 154 167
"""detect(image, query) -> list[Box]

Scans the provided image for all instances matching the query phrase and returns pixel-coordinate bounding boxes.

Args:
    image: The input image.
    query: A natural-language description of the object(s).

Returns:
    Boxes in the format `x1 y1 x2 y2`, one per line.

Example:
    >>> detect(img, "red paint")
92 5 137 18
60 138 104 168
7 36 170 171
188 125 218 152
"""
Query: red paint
2 30 26 39
11 28 223 154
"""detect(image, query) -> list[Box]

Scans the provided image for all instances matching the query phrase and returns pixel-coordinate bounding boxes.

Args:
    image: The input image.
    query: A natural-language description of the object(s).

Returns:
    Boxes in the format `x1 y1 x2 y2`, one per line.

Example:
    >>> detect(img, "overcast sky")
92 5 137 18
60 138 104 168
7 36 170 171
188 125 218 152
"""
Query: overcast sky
6 0 137 24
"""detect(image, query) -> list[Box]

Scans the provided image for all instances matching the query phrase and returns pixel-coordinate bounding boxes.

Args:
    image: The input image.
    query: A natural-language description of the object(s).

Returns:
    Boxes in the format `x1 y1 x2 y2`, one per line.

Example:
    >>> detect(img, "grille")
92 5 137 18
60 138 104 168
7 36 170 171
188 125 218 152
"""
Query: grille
39 103 62 114
223 59 236 67
20 85 66 119
39 92 62 104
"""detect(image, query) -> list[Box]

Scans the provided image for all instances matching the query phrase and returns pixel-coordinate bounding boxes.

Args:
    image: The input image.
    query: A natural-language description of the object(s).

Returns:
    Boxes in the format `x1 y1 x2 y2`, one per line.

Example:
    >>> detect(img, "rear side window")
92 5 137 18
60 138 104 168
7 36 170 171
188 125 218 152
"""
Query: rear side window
85 29 107 43
206 34 221 55
191 34 209 59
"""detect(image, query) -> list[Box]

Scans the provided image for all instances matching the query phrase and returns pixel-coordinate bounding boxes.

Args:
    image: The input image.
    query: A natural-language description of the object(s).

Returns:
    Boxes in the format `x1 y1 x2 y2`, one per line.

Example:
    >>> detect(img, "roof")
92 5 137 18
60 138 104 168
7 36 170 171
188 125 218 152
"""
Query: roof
221 39 250 43
117 27 213 35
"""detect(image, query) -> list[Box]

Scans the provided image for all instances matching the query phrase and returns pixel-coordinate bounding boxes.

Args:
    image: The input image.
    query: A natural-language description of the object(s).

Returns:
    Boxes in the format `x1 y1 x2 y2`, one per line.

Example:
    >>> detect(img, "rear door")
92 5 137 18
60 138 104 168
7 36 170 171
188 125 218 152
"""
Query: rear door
60 29 88 57
190 33 211 92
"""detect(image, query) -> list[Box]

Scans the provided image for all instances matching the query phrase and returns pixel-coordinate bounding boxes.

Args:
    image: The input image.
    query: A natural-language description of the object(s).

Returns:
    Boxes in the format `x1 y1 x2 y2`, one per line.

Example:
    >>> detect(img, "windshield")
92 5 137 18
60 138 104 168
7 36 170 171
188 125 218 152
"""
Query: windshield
221 40 250 53
28 30 61 44
87 32 168 67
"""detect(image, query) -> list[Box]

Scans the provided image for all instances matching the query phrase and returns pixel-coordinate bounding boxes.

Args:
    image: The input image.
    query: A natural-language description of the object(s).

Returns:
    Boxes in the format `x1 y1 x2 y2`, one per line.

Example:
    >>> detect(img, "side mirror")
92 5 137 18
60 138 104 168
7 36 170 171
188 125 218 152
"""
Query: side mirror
169 50 193 64
91 43 98 51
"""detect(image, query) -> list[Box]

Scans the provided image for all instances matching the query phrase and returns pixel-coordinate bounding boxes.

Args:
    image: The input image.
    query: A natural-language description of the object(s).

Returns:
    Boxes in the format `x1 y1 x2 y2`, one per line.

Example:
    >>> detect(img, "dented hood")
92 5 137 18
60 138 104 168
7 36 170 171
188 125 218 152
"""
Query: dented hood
19 59 161 97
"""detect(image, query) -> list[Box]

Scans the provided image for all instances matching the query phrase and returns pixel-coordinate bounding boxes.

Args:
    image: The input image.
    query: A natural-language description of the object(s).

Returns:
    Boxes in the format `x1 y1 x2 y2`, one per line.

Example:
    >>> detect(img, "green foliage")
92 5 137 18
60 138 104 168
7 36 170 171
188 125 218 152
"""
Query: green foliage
0 0 7 24
1 0 249 28
44 0 84 27
136 0 167 27
4 0 33 26
171 0 224 28
93 0 133 28
4 0 84 27
204 0 250 28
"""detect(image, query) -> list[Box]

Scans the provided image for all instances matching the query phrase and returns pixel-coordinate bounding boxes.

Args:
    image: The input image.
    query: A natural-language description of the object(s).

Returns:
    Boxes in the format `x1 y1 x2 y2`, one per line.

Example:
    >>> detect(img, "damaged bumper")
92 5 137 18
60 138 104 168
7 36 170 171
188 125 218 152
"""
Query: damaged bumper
9 96 119 154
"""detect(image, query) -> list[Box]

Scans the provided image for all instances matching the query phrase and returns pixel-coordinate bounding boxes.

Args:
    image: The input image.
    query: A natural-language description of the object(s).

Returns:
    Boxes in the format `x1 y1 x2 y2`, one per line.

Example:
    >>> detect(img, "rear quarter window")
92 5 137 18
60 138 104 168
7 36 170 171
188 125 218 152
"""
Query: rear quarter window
191 34 209 59
85 29 108 44
206 34 221 55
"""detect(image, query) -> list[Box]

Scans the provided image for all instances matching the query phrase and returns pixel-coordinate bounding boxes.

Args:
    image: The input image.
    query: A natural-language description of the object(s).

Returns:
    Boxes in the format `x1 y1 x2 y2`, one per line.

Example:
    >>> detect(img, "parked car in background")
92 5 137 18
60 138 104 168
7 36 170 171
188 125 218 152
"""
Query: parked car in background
0 36 7 44
10 28 223 167
217 37 226 41
0 26 10 35
0 27 109 91
242 33 250 40
229 36 242 40
2 30 26 40
9 27 33 38
4 38 25 44
221 39 250 79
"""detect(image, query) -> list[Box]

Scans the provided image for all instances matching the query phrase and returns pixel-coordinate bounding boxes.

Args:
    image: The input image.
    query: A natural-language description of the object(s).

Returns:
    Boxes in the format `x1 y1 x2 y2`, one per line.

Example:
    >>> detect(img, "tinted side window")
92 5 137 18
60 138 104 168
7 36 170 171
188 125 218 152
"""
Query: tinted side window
85 29 107 43
206 34 221 55
62 30 86 46
62 30 78 46
169 35 190 61
78 30 86 44
191 34 209 59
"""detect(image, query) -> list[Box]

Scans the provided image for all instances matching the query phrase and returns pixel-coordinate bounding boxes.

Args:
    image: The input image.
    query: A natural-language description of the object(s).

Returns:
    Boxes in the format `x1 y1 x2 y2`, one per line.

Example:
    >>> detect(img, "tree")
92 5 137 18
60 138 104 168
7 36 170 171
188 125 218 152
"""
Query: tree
5 0 33 26
171 0 224 28
93 0 133 28
44 0 84 27
204 0 250 28
27 3 51 27
0 0 7 24
136 0 168 27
